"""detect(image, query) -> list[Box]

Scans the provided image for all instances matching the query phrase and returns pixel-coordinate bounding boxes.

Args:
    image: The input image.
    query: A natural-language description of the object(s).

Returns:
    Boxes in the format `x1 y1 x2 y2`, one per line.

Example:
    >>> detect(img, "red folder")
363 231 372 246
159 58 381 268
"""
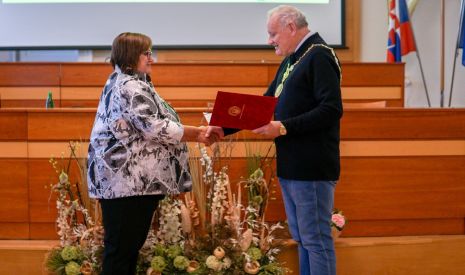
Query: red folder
209 91 277 130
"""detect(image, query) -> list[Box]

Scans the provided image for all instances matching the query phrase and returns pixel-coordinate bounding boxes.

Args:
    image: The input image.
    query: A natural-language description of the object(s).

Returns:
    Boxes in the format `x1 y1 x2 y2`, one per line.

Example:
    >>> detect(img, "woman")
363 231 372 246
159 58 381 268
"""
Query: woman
87 32 221 275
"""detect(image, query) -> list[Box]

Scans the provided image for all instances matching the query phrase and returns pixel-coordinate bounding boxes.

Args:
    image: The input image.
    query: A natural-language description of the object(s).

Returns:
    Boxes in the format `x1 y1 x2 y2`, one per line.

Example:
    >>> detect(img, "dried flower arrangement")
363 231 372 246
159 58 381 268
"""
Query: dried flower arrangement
45 142 103 275
45 141 287 275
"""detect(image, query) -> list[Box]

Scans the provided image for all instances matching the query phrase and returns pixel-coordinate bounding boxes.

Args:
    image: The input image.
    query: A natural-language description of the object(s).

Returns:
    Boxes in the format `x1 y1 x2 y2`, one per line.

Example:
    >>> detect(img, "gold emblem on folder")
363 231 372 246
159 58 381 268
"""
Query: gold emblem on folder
228 106 242 117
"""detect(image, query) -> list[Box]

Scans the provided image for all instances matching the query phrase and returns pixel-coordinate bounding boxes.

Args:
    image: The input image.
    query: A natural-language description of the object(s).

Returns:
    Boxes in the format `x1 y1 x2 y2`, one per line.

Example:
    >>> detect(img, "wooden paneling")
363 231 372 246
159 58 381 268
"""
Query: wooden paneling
341 63 405 87
28 142 88 159
335 236 465 275
0 87 60 100
339 0 360 62
344 99 400 108
27 109 95 141
338 157 465 220
340 141 465 156
28 160 58 223
153 64 270 86
60 87 101 99
60 63 112 86
342 219 465 237
157 49 283 63
59 86 404 108
60 63 271 87
29 223 58 240
0 223 29 239
0 142 28 158
266 62 404 87
0 62 405 107
341 108 465 140
0 160 29 222
3 236 465 275
157 87 267 100
61 100 98 108
0 240 59 274
28 158 85 241
177 108 465 140
0 111 28 140
342 87 401 99
0 63 60 86
1 100 62 108
1 107 465 238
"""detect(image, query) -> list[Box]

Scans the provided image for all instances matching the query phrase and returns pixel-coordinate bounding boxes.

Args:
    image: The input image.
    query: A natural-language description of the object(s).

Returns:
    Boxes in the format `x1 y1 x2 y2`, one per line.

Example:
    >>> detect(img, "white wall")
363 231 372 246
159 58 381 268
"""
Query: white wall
360 0 465 107
91 0 465 107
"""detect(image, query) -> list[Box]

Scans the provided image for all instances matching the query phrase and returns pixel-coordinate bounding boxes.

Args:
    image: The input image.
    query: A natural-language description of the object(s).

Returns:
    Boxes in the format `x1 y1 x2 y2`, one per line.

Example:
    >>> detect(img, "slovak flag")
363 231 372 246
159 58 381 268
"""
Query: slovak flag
387 0 416 62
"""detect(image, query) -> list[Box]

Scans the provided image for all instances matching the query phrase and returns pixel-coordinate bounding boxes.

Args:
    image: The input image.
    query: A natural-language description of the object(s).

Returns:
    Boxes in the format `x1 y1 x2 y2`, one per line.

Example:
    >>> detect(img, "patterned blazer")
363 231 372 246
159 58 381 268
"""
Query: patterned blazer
87 67 192 199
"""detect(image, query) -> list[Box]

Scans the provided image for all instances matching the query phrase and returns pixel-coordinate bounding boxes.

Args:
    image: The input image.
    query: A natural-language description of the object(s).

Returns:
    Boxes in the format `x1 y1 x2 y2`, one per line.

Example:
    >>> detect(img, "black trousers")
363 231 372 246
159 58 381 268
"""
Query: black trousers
100 195 163 275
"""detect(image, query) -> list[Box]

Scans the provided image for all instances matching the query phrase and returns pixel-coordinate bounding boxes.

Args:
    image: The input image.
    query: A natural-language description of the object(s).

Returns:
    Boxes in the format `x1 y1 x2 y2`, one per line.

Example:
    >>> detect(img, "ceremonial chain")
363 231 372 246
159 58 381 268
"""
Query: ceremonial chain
275 44 342 97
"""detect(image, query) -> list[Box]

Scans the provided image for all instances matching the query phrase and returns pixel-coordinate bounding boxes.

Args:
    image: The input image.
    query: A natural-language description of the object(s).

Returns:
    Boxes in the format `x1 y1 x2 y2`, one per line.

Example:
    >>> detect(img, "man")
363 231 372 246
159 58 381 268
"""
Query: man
256 5 342 275
207 5 342 275
208 5 342 275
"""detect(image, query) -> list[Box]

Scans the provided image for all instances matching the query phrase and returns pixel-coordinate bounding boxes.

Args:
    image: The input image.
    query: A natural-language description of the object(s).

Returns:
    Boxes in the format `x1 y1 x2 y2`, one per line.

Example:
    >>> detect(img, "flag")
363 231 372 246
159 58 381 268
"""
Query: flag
387 0 416 62
459 1 465 65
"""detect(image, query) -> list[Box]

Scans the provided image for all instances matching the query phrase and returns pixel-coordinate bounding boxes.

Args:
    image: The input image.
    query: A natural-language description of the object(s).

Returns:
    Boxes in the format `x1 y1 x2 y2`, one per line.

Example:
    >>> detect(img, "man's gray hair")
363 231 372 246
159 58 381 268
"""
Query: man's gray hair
267 5 308 29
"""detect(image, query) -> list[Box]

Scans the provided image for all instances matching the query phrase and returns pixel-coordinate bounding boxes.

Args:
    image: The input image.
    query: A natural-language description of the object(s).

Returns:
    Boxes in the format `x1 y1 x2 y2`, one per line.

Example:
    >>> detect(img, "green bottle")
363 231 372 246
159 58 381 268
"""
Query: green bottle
45 91 54 109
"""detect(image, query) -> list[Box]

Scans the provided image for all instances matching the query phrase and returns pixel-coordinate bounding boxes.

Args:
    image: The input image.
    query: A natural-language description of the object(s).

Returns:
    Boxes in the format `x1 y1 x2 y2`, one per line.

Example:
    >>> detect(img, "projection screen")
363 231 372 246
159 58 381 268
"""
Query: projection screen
0 0 344 49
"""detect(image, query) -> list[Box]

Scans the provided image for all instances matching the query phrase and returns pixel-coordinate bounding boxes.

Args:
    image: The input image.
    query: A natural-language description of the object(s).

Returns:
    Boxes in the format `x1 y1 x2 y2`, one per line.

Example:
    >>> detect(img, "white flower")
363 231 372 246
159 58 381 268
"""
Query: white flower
206 255 222 271
222 257 232 269
157 198 183 244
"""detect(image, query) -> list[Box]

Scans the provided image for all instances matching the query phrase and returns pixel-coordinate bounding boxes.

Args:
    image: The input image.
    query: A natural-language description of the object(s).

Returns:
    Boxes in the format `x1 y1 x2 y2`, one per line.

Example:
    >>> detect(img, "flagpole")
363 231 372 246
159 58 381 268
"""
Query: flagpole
440 0 445 107
402 0 431 107
448 0 465 107
409 25 432 107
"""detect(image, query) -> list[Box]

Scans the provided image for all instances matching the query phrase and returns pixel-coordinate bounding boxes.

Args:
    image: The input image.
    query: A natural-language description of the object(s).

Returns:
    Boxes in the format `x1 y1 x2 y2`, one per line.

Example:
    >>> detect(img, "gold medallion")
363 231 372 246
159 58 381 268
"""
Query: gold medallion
228 106 242 117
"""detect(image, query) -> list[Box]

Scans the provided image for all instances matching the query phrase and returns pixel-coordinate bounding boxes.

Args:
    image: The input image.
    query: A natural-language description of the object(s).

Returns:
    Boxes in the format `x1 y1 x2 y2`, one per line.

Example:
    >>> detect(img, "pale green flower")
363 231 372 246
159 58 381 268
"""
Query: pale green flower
59 171 69 184
247 247 263 261
166 245 182 259
151 256 167 272
152 243 165 256
65 261 80 275
60 246 80 261
173 255 190 270
250 168 264 180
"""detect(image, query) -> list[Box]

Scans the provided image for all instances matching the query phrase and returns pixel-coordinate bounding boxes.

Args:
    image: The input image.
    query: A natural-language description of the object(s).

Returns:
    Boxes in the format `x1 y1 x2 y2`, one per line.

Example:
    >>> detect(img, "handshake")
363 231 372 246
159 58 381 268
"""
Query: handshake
195 125 225 146
189 120 284 146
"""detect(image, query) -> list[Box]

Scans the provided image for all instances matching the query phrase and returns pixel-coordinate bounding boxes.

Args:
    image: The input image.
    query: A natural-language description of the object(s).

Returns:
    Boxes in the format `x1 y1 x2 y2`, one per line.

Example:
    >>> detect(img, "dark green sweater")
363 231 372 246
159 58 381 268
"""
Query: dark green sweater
265 33 343 181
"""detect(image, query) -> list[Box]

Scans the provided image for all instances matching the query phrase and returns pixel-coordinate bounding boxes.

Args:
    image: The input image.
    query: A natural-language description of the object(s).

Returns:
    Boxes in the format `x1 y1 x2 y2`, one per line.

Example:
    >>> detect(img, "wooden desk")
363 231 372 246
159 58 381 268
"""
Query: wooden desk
1 107 464 239
0 62 404 108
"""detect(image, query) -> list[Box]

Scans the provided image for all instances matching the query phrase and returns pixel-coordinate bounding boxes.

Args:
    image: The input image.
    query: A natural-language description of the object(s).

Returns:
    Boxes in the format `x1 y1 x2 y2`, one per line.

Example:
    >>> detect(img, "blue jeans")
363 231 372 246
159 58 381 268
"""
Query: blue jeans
279 178 336 275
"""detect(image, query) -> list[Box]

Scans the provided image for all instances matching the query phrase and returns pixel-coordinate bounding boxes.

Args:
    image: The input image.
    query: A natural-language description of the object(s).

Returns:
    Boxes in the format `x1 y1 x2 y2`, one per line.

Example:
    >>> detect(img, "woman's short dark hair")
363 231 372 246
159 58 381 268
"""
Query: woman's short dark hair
110 32 152 74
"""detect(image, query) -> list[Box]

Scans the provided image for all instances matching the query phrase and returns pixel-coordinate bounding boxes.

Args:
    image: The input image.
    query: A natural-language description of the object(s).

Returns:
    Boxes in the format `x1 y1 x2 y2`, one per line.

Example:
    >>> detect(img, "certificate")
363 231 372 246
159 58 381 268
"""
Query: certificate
209 91 277 130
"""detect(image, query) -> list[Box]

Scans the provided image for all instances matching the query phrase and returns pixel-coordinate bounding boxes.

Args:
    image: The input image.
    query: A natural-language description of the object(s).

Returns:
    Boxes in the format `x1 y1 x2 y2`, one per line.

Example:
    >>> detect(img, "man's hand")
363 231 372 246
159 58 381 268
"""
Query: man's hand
205 126 225 140
252 121 282 138
197 126 223 146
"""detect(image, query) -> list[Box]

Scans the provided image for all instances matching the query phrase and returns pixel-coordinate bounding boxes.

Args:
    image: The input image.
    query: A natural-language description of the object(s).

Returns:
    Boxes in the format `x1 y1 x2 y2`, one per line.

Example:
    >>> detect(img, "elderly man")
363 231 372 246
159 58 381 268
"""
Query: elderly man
207 5 342 275
253 5 343 275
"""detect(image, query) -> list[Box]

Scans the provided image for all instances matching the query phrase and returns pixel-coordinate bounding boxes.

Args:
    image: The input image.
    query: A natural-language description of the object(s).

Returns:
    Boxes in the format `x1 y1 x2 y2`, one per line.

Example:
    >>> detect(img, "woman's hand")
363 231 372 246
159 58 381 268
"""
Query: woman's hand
205 126 224 139
182 125 223 146
198 126 223 146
